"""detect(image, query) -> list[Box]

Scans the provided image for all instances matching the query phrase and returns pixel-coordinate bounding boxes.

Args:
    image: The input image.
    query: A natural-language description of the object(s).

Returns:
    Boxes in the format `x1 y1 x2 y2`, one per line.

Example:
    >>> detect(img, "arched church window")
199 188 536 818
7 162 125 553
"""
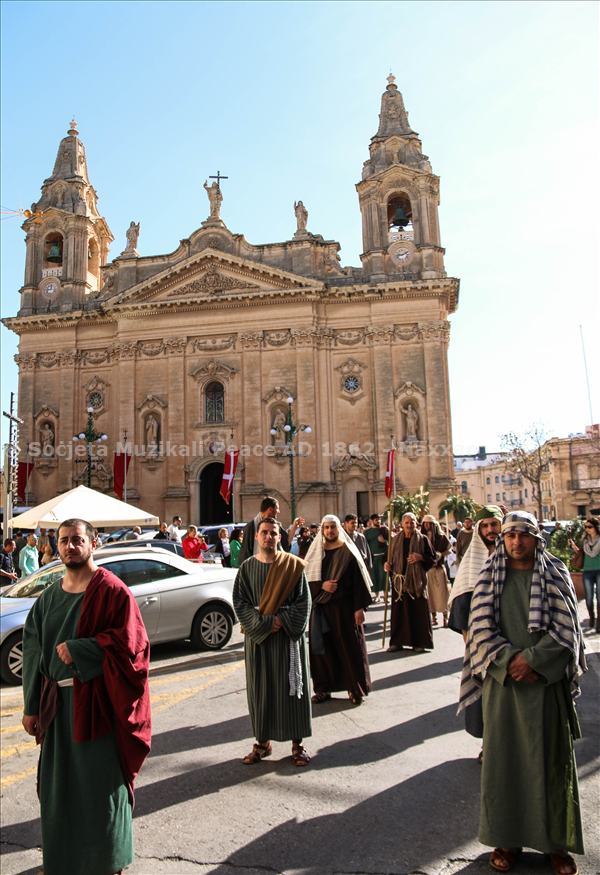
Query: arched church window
205 382 224 423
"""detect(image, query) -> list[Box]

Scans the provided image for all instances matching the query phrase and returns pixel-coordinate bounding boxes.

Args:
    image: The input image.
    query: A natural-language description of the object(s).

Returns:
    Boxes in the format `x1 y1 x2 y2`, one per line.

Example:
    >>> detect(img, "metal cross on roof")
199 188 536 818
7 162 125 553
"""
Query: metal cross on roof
209 170 228 192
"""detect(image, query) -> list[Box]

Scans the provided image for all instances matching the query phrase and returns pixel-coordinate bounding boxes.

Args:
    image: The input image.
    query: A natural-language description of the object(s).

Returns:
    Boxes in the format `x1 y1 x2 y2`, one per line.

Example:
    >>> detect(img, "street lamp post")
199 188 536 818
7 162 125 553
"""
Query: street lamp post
270 396 311 521
73 407 107 489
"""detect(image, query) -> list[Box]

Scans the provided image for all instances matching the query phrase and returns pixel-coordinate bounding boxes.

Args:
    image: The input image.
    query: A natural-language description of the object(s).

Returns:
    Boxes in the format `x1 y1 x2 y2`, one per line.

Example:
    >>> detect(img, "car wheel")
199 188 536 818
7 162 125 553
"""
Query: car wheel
191 605 233 651
1 632 24 685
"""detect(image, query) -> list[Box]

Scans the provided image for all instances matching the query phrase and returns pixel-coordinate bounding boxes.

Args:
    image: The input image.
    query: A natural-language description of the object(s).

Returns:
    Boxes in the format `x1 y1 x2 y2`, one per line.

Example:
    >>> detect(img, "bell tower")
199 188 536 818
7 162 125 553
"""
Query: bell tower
18 120 113 315
356 76 445 283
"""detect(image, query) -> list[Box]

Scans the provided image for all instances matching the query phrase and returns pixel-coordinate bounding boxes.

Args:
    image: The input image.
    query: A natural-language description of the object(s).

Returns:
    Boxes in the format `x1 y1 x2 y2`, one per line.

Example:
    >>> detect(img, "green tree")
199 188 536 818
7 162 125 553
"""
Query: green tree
500 423 552 521
438 493 477 523
547 517 586 572
386 486 429 523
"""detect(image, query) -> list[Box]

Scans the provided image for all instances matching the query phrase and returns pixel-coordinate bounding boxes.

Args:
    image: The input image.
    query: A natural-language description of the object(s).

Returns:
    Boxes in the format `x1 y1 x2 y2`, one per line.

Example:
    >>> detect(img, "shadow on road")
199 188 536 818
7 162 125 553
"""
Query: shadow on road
204 758 484 875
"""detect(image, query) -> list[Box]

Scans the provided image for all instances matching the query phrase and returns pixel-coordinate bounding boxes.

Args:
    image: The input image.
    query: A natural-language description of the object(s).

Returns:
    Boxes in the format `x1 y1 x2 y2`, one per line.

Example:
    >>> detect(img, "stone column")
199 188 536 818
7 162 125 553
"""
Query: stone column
420 323 454 512
164 343 189 521
115 342 137 498
370 328 395 513
59 353 78 493
419 196 430 245
24 230 38 288
238 332 263 520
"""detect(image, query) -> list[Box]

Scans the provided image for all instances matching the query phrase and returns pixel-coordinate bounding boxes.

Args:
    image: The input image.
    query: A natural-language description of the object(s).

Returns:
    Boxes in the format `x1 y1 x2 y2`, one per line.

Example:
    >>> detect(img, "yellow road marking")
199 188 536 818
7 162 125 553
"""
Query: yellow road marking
149 663 234 688
151 661 242 714
1 764 38 790
0 705 23 718
0 723 24 734
1 738 36 759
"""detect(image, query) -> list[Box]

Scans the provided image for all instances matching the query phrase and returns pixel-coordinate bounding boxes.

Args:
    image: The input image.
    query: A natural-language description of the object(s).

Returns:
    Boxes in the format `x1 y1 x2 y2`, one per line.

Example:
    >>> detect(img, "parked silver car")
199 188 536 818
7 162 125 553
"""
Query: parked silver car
0 546 238 685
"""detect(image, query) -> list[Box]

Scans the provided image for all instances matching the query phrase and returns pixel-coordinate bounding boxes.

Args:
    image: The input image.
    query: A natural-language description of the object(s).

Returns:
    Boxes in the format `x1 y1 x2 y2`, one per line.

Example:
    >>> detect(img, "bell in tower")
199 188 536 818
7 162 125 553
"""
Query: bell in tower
355 76 445 282
17 120 114 316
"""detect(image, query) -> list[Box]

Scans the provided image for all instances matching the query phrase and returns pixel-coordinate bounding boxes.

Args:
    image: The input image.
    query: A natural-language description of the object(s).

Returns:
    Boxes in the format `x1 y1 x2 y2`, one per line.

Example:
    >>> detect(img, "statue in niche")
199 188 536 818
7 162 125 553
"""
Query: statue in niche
55 188 64 207
271 408 287 448
40 422 54 449
294 200 308 231
400 402 419 442
125 221 140 251
203 181 223 219
145 414 159 447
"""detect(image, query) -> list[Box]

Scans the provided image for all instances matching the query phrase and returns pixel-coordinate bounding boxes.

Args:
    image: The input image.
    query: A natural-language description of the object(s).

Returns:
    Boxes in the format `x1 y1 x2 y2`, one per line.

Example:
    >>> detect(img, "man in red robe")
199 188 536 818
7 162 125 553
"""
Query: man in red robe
22 518 151 875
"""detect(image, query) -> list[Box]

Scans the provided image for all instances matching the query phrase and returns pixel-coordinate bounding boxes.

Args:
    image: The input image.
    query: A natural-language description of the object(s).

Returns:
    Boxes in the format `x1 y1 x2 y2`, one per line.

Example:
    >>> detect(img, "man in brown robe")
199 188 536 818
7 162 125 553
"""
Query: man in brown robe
305 515 372 705
384 512 436 652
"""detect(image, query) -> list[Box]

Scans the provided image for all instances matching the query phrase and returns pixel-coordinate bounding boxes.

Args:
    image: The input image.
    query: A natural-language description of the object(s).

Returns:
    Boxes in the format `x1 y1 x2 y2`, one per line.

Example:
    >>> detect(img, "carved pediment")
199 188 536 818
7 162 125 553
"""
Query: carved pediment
113 252 319 307
190 358 237 383
168 263 261 297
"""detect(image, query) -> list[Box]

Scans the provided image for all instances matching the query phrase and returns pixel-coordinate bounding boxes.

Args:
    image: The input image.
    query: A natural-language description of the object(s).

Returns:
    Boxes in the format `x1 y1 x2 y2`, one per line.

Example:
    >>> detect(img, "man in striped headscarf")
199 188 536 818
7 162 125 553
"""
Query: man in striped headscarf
460 511 586 875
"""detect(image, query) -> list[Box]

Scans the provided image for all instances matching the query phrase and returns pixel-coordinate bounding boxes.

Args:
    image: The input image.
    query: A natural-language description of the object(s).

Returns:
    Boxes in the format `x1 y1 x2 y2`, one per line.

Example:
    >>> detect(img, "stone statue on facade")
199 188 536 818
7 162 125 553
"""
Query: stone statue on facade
272 408 287 448
401 402 419 441
125 221 140 251
40 422 54 449
294 200 308 231
146 414 159 447
204 181 223 220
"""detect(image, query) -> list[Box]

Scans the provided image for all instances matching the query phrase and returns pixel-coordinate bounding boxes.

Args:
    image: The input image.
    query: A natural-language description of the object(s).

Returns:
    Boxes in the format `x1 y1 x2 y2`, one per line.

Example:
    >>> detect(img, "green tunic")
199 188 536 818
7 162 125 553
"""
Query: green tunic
364 527 387 593
480 568 584 854
233 557 312 742
22 582 134 875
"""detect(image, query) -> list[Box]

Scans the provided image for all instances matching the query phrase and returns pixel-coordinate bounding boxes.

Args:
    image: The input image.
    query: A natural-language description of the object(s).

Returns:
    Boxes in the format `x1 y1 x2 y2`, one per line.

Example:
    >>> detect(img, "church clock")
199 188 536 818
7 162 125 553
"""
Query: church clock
389 241 415 267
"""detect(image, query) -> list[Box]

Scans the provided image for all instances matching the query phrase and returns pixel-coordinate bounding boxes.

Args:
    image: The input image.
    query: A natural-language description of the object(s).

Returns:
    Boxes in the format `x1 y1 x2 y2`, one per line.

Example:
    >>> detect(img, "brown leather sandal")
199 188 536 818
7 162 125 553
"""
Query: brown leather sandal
242 741 272 764
291 743 310 766
490 848 521 871
311 692 331 704
348 691 363 705
550 851 578 875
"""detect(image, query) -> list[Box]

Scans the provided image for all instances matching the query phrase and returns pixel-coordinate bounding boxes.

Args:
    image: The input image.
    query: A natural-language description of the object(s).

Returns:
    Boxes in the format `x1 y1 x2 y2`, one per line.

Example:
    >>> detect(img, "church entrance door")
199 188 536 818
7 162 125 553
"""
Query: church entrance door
199 462 232 525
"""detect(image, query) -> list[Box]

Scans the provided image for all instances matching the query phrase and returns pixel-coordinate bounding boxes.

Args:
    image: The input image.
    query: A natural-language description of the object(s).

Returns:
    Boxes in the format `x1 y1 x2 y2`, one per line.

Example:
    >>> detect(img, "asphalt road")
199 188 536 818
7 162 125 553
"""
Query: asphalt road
1 601 598 875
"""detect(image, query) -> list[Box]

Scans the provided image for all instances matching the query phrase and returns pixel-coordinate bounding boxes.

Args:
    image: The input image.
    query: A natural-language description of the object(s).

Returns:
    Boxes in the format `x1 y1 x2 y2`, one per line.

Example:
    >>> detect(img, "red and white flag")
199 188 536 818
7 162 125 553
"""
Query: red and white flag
385 450 395 499
113 451 132 501
220 448 239 504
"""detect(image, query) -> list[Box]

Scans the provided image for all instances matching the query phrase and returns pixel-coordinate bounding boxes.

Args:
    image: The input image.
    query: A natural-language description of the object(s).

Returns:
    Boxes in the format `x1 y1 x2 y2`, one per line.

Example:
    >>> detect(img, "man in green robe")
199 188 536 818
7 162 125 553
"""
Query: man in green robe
22 518 151 875
460 511 586 875
233 517 312 766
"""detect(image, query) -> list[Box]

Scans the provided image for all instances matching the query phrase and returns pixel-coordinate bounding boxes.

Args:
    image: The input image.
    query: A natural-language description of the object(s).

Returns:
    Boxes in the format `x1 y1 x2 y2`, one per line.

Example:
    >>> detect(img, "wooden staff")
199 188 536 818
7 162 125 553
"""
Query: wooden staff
381 507 394 648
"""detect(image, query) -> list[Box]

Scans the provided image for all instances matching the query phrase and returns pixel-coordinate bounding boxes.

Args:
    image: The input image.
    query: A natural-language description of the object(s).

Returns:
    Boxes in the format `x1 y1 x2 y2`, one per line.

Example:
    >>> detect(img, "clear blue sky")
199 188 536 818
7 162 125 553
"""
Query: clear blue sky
1 0 598 454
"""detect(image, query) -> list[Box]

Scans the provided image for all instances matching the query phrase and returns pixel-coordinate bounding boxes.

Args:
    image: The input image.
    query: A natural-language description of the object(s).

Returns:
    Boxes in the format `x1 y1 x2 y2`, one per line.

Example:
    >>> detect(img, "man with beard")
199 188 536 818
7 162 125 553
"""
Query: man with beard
233 518 312 766
305 515 373 705
460 512 586 875
21 518 151 875
384 512 436 652
448 505 503 748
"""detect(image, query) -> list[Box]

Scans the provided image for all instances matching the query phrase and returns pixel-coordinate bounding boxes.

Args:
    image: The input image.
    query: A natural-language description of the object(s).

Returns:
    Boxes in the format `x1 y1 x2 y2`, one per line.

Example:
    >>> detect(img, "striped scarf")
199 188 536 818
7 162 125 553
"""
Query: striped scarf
458 539 586 713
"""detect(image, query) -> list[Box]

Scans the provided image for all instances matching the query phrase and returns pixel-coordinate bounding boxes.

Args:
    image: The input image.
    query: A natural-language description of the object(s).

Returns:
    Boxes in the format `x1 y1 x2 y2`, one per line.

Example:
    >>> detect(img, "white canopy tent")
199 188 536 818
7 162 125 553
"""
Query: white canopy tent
8 485 159 529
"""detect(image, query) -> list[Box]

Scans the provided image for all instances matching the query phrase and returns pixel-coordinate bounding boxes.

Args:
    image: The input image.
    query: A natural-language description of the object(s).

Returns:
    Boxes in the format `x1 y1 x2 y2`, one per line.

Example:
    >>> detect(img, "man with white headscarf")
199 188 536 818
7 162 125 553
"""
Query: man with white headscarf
460 511 586 875
305 515 373 705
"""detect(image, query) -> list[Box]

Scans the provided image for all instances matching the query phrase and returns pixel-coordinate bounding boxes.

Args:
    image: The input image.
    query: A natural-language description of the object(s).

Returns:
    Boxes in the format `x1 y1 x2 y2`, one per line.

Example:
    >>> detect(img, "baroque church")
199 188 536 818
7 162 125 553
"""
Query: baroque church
4 76 459 526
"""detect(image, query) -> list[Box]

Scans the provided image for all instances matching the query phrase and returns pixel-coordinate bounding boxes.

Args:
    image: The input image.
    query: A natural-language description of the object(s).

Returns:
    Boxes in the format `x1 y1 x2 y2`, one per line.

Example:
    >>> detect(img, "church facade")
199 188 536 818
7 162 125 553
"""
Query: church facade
4 77 459 526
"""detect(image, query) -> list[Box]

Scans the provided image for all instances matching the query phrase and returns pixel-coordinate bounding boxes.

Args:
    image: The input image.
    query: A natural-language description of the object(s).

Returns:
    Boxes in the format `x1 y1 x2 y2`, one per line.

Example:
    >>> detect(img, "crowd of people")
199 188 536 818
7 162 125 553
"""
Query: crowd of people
12 499 597 875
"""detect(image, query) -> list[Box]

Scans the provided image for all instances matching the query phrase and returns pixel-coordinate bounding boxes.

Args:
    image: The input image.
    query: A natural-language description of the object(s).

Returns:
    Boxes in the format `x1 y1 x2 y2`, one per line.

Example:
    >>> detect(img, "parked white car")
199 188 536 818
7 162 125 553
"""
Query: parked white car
0 546 238 685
